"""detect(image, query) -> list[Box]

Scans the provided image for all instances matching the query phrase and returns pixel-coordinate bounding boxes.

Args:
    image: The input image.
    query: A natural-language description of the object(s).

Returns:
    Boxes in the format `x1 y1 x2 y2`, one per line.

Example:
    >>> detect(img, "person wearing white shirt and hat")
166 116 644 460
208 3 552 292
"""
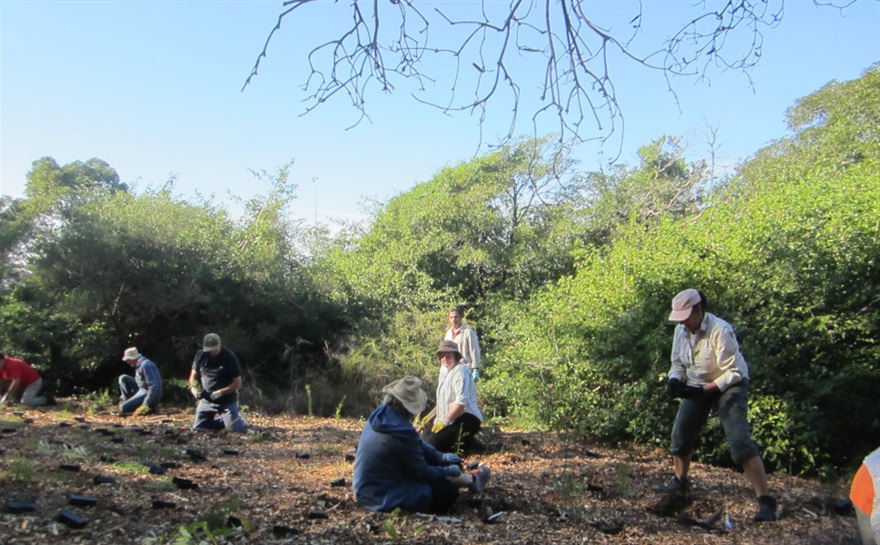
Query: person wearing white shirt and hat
659 288 777 523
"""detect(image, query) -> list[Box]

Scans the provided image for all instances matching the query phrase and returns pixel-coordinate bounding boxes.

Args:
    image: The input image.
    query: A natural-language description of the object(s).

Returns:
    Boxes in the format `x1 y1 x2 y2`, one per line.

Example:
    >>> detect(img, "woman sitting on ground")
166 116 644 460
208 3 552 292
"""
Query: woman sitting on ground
422 340 483 454
353 376 490 513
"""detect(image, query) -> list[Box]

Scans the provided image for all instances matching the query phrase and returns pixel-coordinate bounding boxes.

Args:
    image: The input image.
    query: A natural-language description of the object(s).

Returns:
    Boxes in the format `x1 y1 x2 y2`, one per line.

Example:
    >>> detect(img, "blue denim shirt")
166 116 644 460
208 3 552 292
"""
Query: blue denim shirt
134 357 163 408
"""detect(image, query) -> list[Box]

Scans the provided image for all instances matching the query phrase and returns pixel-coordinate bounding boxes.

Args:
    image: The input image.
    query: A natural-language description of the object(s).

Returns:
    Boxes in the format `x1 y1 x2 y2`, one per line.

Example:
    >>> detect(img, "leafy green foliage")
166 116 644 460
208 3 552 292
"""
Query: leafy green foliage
489 66 880 476
143 520 243 545
322 136 588 408
0 161 345 405
1 66 877 479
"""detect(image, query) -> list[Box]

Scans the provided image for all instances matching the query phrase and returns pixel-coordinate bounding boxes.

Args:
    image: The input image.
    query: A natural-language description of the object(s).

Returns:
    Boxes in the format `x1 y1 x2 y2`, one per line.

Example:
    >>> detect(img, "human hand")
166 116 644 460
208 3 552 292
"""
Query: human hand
682 385 704 399
200 389 214 401
431 420 447 434
415 412 432 432
190 386 200 400
133 404 150 416
210 390 223 401
667 378 685 399
443 453 462 465
472 368 480 382
446 464 462 477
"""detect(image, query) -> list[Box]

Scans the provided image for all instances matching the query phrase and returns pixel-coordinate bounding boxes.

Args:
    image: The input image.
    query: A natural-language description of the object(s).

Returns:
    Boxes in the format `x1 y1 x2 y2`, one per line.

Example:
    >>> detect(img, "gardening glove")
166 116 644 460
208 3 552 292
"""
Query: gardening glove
472 368 480 382
200 389 214 401
682 385 704 399
442 453 463 465
416 412 432 432
210 390 223 401
667 378 686 399
133 404 150 416
446 464 462 477
431 419 447 434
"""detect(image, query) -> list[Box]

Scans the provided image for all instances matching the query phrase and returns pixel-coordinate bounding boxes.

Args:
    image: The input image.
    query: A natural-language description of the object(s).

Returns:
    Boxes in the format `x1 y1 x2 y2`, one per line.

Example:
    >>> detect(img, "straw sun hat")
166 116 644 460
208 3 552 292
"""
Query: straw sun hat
382 376 428 416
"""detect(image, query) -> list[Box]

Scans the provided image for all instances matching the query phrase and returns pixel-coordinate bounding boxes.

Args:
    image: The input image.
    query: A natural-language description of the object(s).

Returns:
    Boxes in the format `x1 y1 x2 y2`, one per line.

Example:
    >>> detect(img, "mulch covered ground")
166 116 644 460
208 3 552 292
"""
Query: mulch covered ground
0 401 861 544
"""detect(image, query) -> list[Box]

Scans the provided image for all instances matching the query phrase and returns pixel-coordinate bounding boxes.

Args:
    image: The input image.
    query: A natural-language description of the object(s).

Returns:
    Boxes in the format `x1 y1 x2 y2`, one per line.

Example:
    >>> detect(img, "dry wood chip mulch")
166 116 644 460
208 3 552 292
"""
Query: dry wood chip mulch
0 402 862 544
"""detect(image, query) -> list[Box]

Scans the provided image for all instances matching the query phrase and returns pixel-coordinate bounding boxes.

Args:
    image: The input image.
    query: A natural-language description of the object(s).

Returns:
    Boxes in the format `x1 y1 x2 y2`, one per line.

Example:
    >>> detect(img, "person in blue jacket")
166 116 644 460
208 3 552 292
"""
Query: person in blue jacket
118 347 163 415
353 376 491 513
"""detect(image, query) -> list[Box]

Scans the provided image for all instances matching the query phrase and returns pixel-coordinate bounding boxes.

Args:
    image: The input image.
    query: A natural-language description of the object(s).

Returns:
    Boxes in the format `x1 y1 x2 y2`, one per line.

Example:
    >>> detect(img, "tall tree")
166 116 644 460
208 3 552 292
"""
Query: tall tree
25 157 127 207
325 136 584 315
581 136 707 246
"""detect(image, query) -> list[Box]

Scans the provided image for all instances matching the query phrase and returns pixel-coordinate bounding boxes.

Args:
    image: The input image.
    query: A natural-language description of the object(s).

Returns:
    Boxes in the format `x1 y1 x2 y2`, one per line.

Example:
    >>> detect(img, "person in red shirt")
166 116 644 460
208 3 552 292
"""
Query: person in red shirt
0 353 49 406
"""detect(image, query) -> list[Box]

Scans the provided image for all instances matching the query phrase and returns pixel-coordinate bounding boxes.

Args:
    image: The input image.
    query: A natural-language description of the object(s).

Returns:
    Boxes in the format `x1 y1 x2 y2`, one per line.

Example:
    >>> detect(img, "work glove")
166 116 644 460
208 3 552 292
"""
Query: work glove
446 465 462 477
667 378 685 399
210 390 223 401
200 389 214 401
431 419 447 434
472 368 480 382
682 385 704 399
415 412 433 432
133 404 150 416
442 453 463 465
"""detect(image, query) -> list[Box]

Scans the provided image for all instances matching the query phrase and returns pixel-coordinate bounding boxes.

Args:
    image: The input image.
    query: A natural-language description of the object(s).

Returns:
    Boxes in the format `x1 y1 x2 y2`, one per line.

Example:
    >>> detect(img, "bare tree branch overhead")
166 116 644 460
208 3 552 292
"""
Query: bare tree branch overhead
243 0 858 151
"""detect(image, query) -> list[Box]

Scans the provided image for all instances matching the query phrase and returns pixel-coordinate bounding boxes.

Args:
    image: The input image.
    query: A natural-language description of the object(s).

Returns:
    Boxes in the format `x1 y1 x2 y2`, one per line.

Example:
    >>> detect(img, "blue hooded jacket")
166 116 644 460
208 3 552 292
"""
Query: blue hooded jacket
353 404 457 512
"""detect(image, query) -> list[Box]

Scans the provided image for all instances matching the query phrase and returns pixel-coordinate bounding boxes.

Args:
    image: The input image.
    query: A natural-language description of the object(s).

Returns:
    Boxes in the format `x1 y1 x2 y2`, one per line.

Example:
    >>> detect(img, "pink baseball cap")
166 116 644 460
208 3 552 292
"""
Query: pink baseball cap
668 289 701 321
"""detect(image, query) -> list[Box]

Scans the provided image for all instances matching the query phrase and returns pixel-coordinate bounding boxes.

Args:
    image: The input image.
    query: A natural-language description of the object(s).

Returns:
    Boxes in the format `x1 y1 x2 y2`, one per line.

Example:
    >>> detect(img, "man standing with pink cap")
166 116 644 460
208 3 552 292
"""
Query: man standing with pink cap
659 288 777 522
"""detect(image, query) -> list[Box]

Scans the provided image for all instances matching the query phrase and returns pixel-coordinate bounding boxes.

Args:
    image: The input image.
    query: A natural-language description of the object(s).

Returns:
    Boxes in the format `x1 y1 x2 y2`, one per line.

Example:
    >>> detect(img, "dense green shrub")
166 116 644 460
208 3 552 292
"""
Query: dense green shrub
489 66 880 476
0 162 347 404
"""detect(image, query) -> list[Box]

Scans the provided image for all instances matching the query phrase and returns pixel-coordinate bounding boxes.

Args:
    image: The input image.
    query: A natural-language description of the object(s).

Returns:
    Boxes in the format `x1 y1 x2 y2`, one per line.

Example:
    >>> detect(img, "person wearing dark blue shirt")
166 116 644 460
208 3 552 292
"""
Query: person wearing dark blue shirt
353 376 490 513
119 347 163 415
188 333 247 433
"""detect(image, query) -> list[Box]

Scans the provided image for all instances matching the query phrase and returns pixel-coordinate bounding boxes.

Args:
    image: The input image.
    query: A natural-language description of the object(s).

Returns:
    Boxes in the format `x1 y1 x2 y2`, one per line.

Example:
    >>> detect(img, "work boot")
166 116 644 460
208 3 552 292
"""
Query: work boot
655 476 688 494
754 495 777 522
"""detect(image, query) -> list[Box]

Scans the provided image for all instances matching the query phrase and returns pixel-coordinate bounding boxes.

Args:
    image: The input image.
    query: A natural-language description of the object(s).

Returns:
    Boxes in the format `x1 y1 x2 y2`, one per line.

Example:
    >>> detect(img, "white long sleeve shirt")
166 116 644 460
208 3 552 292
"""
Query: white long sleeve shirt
668 312 749 392
444 323 481 370
436 363 482 424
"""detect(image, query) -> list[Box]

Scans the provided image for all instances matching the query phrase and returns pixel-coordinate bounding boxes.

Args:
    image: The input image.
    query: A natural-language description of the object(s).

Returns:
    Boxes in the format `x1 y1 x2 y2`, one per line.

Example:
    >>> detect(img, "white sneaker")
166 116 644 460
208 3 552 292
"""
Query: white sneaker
469 465 491 493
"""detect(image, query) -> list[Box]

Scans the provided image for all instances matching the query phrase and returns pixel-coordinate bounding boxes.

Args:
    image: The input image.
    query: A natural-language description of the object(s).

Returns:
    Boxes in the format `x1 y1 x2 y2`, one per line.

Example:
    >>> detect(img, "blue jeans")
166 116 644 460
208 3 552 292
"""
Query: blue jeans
20 378 47 406
193 398 247 433
118 375 154 414
671 379 760 464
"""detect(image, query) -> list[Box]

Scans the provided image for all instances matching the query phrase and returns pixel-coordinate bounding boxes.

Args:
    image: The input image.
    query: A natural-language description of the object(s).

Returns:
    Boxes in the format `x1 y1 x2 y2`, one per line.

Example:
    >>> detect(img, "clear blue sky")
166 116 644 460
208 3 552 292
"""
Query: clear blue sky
2 1 878 226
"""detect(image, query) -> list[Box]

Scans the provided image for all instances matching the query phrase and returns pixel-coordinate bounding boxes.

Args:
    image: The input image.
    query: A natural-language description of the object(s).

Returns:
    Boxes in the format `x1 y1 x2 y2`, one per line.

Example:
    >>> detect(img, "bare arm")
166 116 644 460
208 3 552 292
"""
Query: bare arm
213 376 242 397
188 369 199 389
2 378 21 403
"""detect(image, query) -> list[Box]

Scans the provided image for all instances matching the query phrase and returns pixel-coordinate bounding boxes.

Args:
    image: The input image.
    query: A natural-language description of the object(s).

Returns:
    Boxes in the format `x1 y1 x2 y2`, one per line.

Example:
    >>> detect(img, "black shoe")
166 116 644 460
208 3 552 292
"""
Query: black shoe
754 495 777 522
655 476 688 494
